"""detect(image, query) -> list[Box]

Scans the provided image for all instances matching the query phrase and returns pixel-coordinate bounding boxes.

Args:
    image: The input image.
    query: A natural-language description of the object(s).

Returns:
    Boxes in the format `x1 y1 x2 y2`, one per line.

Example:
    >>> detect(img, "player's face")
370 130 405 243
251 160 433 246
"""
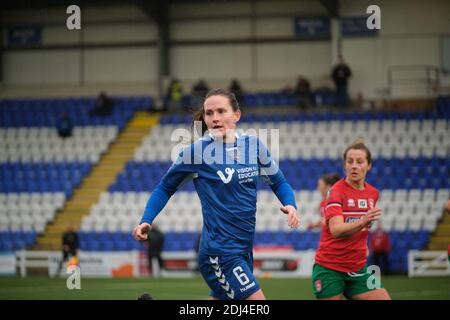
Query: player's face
317 179 328 197
344 149 372 183
204 95 241 139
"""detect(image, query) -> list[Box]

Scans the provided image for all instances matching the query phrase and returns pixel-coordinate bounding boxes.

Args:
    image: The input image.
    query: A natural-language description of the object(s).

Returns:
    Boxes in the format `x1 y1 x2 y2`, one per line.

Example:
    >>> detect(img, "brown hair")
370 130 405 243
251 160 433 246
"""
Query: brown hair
343 138 372 164
192 88 241 136
320 172 340 187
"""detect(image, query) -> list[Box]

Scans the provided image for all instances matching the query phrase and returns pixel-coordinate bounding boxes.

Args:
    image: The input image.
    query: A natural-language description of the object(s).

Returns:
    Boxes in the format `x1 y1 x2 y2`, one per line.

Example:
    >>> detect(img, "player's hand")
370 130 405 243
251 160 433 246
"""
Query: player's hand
133 222 151 241
361 208 382 229
280 205 300 229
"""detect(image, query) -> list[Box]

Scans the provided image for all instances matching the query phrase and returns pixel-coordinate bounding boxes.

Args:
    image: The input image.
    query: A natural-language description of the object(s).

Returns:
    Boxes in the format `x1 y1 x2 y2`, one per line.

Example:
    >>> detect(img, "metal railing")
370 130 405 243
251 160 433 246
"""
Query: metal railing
408 250 450 277
388 65 440 98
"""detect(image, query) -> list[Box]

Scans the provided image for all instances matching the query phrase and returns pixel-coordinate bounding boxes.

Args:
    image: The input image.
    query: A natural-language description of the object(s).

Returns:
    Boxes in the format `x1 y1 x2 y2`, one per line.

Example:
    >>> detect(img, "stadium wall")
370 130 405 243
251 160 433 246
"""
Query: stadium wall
2 0 449 98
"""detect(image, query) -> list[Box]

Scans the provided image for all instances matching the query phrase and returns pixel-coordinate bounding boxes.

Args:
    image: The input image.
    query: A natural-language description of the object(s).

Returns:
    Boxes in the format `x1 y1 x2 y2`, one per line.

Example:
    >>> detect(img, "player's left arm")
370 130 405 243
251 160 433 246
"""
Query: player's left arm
257 138 299 228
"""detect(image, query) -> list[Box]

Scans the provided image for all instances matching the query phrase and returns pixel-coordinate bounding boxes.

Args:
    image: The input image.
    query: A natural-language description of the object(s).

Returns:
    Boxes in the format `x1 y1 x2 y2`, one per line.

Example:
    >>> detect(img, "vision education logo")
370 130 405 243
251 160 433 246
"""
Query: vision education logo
217 168 235 184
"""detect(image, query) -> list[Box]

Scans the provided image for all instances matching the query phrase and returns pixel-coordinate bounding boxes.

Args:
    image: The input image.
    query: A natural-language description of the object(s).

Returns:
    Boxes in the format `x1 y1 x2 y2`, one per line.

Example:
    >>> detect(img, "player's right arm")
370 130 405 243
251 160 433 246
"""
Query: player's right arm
133 146 197 241
328 208 381 238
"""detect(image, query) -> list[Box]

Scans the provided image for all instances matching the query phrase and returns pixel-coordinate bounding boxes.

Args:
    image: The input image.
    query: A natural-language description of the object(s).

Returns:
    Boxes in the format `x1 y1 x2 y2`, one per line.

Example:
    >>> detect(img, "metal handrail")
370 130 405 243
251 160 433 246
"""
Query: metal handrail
388 65 441 98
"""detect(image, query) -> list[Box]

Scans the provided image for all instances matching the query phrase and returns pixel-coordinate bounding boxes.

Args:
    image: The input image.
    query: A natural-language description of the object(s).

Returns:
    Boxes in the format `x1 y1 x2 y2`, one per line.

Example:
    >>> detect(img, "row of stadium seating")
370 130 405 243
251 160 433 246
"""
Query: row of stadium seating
135 120 449 161
0 96 151 128
0 162 91 196
0 126 118 139
1 127 117 163
0 192 66 205
2 94 447 128
136 145 449 161
176 94 450 119
158 119 449 133
160 110 447 125
108 157 449 192
91 188 450 206
79 189 448 233
2 94 447 127
79 210 440 233
0 192 66 233
0 231 38 251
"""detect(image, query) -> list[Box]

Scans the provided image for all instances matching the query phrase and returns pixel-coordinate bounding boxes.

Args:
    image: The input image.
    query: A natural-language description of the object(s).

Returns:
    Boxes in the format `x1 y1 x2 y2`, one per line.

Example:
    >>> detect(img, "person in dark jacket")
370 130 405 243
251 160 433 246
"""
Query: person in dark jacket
56 222 79 276
331 56 352 107
146 224 165 277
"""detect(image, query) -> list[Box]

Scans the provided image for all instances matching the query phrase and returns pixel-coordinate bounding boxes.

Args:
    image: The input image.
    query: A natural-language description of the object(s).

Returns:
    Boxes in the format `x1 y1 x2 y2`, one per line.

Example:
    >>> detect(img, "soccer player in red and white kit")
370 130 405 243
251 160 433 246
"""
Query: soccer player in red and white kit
312 139 391 300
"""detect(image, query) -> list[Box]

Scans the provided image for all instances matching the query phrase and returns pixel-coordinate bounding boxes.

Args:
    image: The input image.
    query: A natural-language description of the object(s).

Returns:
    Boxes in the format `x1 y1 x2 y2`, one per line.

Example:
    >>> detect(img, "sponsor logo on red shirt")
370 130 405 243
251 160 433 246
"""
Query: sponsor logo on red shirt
358 199 367 208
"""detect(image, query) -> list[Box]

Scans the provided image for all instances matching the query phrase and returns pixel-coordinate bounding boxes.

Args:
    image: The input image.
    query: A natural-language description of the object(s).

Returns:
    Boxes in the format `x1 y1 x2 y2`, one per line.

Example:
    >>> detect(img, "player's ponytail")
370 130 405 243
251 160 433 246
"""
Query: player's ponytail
343 138 372 164
192 105 207 138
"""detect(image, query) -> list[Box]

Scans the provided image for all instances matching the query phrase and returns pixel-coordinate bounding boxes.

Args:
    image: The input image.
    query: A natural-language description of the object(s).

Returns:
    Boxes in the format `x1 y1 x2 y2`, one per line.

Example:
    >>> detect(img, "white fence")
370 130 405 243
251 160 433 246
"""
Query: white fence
408 250 450 277
16 250 54 277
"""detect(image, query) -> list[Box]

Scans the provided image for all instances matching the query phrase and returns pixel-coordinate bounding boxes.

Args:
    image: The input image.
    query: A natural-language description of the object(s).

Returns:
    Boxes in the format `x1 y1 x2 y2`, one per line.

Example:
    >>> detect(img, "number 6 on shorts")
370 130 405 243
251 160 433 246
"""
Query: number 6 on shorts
233 266 250 286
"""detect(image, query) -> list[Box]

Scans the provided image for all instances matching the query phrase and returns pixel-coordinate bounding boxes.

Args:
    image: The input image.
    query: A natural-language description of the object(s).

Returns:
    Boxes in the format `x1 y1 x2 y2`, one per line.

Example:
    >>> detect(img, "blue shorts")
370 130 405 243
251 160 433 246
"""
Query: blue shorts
198 251 260 300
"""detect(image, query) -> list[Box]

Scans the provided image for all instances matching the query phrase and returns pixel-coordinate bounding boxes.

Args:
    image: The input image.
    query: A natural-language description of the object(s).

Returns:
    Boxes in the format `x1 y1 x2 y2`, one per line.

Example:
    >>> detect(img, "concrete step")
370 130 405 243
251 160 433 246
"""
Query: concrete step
35 238 62 248
82 176 112 183
428 243 450 250
100 154 133 160
62 203 92 210
54 208 89 215
435 224 450 235
68 191 100 199
428 236 450 247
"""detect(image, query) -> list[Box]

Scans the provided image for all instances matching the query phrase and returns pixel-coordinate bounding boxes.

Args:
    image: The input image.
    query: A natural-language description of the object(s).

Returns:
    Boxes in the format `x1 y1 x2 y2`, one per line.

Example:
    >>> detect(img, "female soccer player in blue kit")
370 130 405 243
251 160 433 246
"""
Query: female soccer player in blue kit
133 89 300 300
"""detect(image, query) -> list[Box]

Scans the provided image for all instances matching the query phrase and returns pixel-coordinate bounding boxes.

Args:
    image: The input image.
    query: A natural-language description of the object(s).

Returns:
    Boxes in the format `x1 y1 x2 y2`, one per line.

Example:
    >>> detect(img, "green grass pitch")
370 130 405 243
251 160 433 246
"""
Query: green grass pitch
0 276 449 300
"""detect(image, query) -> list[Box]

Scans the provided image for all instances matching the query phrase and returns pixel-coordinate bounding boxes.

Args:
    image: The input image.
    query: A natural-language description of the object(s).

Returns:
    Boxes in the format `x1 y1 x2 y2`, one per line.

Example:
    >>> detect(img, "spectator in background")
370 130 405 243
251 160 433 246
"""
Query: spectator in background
56 112 73 139
146 223 165 277
56 222 79 277
166 78 183 113
370 224 391 275
294 76 313 110
191 79 210 109
192 79 210 100
229 79 244 107
308 173 340 230
331 55 352 108
445 199 450 264
90 91 114 116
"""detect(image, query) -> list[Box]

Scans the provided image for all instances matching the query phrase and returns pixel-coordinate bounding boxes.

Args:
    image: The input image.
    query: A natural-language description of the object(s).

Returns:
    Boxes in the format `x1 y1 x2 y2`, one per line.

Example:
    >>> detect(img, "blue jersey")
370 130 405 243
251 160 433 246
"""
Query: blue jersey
140 131 297 256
